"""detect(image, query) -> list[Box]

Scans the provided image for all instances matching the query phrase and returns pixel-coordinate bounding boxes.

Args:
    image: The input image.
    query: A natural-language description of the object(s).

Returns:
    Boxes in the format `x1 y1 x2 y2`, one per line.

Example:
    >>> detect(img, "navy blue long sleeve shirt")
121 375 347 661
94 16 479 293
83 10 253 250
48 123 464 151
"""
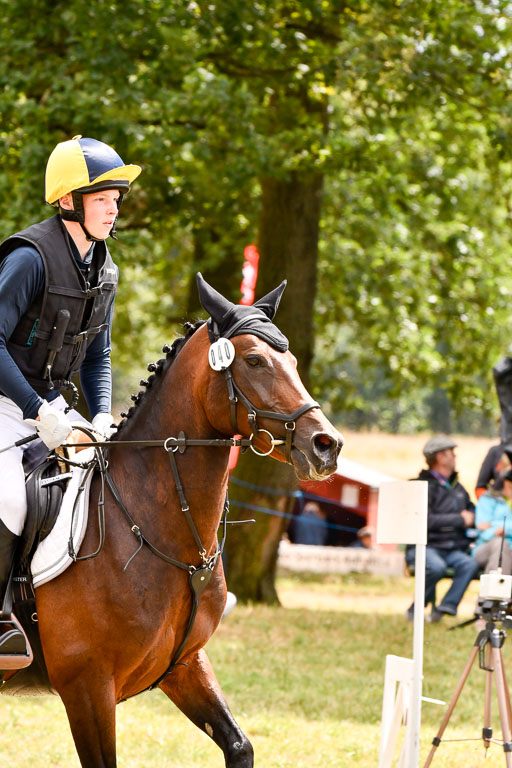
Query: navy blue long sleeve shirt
0 241 115 419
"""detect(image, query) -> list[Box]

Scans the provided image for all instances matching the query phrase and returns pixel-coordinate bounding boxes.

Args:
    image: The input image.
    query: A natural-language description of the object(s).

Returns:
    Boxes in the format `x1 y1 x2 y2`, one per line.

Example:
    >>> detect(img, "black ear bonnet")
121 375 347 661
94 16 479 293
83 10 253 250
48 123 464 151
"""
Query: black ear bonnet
196 272 289 352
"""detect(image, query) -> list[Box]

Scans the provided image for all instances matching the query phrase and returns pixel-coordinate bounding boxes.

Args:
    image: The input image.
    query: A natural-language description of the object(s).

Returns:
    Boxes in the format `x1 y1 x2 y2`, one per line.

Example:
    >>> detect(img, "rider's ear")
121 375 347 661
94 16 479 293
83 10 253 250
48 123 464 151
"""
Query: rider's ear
196 272 233 322
59 193 74 211
253 280 287 320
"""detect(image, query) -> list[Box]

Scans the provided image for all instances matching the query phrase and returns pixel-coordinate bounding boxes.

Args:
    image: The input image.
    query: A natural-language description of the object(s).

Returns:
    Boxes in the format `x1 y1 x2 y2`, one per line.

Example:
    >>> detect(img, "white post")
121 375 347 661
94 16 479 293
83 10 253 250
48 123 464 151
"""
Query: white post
377 480 428 768
407 538 426 767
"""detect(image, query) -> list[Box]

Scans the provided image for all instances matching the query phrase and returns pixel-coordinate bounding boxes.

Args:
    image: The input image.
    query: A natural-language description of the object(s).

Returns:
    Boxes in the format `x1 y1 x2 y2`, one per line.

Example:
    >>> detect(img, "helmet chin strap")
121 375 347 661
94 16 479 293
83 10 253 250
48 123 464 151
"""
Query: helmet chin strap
80 219 118 243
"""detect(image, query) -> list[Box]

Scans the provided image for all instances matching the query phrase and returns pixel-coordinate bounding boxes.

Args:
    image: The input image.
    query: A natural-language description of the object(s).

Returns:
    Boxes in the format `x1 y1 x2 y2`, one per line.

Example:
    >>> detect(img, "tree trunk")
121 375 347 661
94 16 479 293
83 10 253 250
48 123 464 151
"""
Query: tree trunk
186 231 243 317
225 172 324 603
255 173 324 389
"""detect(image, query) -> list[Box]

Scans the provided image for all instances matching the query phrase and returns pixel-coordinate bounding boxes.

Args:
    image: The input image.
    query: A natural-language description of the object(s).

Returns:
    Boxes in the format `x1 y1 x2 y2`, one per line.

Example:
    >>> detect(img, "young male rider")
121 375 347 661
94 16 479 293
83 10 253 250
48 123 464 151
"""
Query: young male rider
0 136 141 654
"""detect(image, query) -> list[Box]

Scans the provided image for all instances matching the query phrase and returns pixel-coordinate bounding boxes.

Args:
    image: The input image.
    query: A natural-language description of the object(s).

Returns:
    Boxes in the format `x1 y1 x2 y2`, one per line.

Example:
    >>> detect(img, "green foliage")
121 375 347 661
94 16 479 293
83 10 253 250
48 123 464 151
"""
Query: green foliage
312 2 512 428
1 0 512 425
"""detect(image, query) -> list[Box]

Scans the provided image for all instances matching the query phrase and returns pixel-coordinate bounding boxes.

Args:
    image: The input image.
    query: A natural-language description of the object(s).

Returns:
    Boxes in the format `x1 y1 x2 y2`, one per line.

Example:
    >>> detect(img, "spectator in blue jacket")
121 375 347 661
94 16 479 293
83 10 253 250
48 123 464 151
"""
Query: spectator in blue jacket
473 468 512 574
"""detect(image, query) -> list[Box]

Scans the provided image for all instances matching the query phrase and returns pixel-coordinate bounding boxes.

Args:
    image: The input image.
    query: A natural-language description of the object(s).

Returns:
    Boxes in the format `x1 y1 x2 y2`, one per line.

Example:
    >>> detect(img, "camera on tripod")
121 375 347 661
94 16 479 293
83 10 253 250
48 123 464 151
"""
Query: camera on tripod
480 570 512 601
477 569 512 625
425 521 512 765
474 521 512 622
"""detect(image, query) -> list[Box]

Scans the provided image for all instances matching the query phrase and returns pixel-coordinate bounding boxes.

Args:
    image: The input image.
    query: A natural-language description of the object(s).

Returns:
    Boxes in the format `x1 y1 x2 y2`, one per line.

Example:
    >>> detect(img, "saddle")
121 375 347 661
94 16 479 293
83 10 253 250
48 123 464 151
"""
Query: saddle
20 426 94 567
20 458 72 564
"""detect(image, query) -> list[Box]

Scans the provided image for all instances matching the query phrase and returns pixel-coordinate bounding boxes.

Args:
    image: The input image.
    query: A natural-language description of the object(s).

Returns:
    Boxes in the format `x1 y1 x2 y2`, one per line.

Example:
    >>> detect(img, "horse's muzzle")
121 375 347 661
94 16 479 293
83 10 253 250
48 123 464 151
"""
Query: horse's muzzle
291 429 343 481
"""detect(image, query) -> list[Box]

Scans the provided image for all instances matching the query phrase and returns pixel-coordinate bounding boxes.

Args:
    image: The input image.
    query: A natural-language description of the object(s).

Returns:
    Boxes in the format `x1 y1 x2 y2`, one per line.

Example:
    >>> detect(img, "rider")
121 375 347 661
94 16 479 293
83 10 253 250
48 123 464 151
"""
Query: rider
0 135 141 654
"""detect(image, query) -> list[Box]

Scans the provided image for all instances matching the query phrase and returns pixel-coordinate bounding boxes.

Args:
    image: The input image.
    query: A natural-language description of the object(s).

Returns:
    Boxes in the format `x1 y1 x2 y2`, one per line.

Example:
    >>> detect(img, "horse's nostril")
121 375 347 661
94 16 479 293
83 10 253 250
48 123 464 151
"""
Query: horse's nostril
314 433 336 454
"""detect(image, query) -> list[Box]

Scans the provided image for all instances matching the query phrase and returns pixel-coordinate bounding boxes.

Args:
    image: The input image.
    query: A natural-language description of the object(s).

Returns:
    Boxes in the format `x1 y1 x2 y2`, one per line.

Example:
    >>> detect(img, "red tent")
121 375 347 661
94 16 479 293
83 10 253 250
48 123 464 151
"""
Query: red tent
299 456 398 549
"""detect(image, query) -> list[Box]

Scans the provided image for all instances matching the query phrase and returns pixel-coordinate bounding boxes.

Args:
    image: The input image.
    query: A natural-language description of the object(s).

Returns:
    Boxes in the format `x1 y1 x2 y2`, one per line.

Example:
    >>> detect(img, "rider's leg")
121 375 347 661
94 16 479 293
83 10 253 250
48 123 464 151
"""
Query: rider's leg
0 396 31 653
0 518 21 611
0 476 27 653
0 520 26 654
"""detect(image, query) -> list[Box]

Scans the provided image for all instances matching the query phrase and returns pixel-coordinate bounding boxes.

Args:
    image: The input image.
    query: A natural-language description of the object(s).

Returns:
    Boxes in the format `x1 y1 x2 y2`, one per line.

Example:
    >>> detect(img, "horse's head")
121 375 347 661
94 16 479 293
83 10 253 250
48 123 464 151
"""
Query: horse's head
196 274 343 481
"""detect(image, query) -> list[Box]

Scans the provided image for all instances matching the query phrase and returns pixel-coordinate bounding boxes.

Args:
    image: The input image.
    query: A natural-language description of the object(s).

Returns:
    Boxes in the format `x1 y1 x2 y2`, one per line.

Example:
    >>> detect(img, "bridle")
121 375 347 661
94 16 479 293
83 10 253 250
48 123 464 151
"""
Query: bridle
208 317 319 461
67 322 320 461
222 364 319 460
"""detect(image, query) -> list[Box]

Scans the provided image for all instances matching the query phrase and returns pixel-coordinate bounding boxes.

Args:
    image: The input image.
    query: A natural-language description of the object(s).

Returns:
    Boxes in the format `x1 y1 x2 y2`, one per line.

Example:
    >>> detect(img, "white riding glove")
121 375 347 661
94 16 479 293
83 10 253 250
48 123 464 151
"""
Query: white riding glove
25 400 73 450
92 412 117 439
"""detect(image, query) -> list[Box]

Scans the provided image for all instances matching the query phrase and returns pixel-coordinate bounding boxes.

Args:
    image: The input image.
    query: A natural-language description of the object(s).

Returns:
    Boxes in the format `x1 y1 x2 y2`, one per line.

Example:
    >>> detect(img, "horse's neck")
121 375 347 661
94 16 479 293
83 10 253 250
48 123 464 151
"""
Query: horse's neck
109 335 230 552
122 340 214 441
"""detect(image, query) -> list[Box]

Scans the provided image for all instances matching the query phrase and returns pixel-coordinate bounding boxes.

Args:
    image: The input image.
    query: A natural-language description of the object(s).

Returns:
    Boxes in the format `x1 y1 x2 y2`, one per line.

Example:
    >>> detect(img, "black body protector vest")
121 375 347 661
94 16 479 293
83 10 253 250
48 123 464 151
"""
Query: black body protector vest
0 215 118 394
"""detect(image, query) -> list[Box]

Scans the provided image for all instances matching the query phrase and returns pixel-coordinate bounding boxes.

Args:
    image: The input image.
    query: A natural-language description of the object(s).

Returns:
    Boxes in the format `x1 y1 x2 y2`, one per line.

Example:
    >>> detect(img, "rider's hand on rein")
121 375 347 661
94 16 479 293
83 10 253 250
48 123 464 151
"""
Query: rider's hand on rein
24 400 73 450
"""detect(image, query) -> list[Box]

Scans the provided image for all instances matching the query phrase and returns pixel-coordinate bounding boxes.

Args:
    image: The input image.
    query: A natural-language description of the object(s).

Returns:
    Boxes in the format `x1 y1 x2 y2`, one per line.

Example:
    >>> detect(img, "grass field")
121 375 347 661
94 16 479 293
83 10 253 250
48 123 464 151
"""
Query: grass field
1 569 509 767
0 430 503 766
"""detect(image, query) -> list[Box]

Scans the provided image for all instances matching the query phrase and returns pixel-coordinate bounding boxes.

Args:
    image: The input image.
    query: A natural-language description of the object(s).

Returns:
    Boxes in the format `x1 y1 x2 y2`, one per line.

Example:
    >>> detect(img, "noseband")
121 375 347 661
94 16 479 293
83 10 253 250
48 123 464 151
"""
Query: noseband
222 365 319 461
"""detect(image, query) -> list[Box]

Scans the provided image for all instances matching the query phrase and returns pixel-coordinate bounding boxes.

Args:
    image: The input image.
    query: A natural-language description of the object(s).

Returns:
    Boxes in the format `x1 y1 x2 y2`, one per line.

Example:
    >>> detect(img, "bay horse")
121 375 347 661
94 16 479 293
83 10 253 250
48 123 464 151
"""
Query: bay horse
4 274 342 767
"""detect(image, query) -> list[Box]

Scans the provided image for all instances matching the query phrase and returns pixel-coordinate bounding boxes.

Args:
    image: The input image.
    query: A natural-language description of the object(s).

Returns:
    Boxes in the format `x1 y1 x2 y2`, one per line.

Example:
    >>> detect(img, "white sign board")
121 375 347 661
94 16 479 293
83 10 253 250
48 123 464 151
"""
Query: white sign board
376 480 428 546
376 480 428 768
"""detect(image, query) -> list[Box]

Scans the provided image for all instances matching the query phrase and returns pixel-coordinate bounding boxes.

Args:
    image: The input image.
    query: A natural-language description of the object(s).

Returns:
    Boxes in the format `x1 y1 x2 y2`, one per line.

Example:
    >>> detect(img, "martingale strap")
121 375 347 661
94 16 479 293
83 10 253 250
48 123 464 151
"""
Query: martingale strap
102 451 231 685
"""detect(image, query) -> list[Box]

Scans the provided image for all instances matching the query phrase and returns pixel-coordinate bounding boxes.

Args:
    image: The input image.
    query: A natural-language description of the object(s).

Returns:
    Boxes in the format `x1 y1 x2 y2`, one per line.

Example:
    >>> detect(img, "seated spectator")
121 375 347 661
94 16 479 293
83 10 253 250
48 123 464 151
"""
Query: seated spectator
473 468 512 574
350 525 374 549
475 442 511 499
292 501 328 546
405 435 479 623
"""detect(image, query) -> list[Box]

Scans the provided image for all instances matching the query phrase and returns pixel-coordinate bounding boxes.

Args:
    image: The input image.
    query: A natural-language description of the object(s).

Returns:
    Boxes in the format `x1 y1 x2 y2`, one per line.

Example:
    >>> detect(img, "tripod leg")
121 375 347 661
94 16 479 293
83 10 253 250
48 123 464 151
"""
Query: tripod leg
501 652 512 731
491 647 512 767
484 644 493 749
423 646 479 768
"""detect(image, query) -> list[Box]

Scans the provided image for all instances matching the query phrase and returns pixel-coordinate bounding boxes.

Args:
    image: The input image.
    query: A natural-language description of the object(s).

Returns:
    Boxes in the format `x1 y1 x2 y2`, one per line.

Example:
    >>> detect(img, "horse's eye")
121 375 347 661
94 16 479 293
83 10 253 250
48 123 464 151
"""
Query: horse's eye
245 355 263 367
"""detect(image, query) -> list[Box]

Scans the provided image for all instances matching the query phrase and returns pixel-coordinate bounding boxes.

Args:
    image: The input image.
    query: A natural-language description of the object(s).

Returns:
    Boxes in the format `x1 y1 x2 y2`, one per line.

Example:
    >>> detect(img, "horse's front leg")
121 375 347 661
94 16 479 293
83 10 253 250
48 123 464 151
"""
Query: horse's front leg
159 647 254 767
54 672 118 768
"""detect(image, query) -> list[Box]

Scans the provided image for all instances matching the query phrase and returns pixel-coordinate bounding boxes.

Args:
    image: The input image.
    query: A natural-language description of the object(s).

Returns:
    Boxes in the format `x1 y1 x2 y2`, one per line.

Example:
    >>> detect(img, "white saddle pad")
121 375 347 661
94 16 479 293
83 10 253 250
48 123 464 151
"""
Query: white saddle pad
31 448 95 588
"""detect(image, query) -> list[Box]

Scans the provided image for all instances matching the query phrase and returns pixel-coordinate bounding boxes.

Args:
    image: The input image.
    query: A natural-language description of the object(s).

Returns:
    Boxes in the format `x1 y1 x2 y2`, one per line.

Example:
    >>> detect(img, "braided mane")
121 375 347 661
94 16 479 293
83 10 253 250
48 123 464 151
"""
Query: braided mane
114 321 204 436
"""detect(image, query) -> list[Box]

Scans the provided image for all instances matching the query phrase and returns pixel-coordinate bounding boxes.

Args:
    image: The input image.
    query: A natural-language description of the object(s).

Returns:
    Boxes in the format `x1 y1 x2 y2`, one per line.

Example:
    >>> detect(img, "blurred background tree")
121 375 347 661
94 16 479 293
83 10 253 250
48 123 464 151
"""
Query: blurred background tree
1 0 512 599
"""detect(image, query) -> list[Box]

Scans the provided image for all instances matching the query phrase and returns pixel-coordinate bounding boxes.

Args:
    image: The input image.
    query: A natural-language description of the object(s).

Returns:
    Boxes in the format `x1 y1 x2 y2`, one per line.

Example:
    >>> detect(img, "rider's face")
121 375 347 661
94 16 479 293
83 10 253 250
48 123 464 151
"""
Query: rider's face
82 189 120 240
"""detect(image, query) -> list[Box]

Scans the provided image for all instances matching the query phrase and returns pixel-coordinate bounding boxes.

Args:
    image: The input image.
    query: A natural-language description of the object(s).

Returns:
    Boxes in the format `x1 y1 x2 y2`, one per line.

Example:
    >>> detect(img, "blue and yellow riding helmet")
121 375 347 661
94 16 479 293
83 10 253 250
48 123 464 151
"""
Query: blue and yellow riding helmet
45 135 142 241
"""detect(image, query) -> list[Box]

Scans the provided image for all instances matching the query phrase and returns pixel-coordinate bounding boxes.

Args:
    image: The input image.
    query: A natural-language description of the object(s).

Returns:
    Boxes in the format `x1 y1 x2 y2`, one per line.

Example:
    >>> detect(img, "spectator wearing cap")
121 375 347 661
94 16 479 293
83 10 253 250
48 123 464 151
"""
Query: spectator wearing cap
473 468 512 574
405 435 479 622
